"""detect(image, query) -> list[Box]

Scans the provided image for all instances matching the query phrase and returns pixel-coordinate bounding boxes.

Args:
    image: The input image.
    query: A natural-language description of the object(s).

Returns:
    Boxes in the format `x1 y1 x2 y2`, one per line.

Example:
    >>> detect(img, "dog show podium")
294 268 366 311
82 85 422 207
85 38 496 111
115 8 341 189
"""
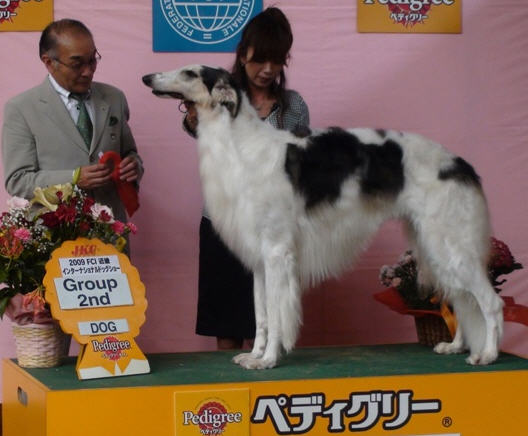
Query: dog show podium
3 343 528 436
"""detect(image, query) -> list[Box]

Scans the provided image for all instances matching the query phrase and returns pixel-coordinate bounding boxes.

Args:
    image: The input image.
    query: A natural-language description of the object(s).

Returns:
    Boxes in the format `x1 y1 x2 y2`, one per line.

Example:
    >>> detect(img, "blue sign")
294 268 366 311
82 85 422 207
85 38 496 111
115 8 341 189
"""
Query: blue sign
153 0 263 52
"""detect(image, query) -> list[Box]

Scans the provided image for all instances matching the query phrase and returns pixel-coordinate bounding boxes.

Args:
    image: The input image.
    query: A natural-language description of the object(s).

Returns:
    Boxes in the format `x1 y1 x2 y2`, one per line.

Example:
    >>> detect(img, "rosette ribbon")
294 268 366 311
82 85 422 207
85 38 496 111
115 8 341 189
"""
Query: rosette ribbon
99 151 139 217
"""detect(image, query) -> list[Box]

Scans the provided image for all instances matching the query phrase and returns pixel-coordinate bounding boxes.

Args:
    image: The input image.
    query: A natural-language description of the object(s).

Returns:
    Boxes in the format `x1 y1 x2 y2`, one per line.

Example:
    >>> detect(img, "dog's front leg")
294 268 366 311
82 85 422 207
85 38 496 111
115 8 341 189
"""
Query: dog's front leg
235 243 290 369
233 269 267 366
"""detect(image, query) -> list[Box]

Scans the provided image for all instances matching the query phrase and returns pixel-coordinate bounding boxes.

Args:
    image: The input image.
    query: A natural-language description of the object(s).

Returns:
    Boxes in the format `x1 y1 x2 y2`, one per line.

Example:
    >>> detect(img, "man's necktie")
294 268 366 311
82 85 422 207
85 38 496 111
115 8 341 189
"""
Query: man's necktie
70 93 93 147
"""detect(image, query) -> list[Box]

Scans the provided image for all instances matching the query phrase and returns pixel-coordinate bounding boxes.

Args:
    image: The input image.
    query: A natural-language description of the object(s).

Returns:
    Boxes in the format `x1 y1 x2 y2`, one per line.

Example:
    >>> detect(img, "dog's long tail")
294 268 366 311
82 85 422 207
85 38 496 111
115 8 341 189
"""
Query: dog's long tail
280 251 303 352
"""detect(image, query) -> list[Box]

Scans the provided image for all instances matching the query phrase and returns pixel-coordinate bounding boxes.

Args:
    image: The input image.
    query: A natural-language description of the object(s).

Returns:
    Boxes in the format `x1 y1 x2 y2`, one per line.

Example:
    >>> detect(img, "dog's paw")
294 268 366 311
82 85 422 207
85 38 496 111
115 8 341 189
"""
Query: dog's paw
433 341 465 355
232 352 253 365
466 350 498 366
232 353 277 370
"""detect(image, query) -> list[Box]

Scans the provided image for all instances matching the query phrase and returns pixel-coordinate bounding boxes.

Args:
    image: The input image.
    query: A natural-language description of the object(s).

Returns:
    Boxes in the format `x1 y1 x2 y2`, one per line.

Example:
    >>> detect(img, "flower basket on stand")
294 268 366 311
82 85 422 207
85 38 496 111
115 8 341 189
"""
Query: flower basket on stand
374 287 453 346
414 314 452 346
0 184 137 368
376 239 524 347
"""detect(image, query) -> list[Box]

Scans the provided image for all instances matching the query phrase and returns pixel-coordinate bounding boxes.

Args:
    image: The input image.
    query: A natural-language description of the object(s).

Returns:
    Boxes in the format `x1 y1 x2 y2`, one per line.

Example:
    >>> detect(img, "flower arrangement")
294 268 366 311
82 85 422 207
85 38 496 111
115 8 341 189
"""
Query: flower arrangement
379 237 523 310
0 183 137 320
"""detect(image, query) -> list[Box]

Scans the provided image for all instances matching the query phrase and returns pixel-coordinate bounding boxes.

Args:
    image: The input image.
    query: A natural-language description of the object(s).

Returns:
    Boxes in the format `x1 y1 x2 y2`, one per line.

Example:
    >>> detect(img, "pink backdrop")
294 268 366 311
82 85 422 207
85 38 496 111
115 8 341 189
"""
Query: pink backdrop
1 0 527 399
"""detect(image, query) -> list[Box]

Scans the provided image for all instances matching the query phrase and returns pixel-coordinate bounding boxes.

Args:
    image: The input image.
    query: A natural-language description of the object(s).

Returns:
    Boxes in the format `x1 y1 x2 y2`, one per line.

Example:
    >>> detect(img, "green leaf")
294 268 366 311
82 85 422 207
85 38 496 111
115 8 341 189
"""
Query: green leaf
0 295 10 319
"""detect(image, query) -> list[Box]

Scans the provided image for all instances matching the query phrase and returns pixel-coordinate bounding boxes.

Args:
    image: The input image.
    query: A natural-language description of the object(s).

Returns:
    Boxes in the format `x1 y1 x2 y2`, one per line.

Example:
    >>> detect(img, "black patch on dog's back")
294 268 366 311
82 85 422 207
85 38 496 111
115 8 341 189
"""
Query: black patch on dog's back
360 139 405 196
285 128 405 209
439 157 481 187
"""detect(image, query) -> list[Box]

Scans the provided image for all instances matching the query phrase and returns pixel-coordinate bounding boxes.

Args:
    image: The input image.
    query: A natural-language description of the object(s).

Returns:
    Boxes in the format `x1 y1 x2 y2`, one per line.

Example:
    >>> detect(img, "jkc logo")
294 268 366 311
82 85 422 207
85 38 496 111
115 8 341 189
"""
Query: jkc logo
71 244 97 257
183 399 243 435
160 0 257 45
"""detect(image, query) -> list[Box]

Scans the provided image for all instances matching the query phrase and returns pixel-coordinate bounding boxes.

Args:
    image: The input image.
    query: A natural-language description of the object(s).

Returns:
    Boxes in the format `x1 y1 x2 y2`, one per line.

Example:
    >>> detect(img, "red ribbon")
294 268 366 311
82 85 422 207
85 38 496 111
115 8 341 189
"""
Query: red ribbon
99 151 139 217
374 288 528 327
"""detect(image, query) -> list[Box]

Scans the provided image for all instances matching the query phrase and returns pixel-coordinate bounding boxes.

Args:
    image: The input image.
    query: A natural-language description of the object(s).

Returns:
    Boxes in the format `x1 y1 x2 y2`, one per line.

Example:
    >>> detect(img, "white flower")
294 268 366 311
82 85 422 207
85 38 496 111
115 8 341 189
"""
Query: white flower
7 196 30 210
32 183 73 211
90 203 115 223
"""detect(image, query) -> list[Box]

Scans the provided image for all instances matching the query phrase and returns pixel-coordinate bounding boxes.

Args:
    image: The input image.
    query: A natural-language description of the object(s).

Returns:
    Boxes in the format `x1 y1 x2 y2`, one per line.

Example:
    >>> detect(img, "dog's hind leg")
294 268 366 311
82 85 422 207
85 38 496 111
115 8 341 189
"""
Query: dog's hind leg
233 269 268 365
433 294 467 355
435 275 503 365
418 231 502 364
404 221 437 299
434 322 465 355
462 273 503 365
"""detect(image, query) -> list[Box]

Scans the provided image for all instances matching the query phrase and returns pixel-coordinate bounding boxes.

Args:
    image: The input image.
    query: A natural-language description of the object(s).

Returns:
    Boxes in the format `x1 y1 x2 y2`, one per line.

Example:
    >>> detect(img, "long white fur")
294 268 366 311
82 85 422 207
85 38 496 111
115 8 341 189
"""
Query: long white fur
144 65 504 369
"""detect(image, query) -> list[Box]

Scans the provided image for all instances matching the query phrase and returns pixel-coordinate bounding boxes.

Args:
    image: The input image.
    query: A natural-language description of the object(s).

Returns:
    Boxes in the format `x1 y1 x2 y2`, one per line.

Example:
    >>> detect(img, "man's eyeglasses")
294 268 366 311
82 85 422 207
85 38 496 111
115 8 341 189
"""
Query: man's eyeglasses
53 50 102 72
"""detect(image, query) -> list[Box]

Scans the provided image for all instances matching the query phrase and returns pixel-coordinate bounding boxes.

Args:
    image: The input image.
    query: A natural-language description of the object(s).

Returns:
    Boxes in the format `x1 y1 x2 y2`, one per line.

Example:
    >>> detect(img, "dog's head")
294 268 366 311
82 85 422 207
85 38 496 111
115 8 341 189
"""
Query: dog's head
142 65 241 117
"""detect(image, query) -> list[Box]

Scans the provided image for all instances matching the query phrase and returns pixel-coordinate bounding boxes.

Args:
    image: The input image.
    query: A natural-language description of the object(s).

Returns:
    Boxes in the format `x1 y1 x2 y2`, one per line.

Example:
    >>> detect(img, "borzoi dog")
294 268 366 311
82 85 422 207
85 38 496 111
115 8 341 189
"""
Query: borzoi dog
143 65 503 369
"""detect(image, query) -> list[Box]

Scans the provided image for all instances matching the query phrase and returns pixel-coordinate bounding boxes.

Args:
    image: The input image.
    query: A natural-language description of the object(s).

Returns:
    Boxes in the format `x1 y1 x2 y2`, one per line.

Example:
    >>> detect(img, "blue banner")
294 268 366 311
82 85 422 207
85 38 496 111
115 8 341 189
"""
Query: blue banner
153 0 263 52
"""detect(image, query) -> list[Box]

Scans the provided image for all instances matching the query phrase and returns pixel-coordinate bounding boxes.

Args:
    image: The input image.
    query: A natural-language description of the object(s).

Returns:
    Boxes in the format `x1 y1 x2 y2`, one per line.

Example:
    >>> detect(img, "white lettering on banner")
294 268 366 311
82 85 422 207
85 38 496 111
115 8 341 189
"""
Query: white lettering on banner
54 273 134 309
78 319 130 336
182 410 242 427
252 391 441 433
91 337 131 353
363 0 454 12
59 255 121 276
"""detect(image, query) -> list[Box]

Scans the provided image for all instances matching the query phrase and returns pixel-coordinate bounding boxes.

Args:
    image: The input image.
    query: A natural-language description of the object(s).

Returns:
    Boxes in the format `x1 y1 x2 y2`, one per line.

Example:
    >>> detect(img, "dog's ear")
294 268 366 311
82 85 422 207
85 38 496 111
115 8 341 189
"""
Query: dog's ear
211 76 240 117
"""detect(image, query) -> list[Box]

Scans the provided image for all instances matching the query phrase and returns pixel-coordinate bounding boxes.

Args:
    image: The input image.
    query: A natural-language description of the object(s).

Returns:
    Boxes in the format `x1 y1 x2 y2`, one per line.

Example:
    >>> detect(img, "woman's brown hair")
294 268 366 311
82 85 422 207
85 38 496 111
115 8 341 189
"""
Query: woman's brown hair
231 7 293 125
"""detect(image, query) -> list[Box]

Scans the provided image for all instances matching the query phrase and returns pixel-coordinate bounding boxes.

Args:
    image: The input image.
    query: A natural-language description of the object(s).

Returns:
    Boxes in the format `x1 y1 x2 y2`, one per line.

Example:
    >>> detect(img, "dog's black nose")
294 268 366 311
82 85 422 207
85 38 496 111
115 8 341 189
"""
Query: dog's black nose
142 74 154 86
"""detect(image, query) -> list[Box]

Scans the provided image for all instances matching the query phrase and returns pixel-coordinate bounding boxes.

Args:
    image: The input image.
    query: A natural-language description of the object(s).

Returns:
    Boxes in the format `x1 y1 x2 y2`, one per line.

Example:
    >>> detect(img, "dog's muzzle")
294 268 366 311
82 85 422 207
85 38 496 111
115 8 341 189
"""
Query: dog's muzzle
152 90 185 99
142 74 185 99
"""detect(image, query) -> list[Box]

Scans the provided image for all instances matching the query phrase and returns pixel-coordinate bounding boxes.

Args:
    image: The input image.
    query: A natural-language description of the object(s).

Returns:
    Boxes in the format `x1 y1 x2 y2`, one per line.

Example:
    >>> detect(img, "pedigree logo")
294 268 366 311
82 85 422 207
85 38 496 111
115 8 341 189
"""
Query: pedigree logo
358 0 461 33
91 336 131 361
175 389 250 436
183 400 242 435
0 0 52 31
0 0 21 22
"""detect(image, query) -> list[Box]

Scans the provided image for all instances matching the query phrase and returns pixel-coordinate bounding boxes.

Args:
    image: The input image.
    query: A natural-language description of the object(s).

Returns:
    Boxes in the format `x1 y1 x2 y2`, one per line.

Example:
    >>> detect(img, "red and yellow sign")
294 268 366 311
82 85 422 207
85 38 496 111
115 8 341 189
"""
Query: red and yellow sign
0 0 53 32
3 351 528 435
44 238 149 379
357 0 461 33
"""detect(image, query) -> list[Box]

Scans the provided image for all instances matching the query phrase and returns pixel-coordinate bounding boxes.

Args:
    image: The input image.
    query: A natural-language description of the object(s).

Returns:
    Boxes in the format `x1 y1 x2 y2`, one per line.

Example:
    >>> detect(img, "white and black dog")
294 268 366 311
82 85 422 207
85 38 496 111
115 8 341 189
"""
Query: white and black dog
143 65 503 369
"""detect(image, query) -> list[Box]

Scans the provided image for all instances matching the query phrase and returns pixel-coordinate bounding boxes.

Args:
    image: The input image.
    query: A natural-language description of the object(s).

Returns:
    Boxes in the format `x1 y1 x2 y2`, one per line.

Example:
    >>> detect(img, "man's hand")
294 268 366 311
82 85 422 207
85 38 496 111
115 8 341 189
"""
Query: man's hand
77 163 112 190
119 155 141 182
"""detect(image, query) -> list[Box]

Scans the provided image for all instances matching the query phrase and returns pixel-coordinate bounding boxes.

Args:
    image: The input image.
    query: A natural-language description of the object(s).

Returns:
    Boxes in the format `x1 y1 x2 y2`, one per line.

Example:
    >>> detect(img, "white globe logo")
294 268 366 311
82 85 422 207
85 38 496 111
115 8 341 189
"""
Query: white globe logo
160 0 257 45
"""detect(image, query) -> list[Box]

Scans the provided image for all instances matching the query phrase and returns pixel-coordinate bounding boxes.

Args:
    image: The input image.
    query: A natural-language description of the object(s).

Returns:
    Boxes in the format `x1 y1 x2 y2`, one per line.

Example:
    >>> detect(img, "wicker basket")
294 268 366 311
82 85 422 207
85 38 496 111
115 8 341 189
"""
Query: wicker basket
12 322 71 368
414 314 452 347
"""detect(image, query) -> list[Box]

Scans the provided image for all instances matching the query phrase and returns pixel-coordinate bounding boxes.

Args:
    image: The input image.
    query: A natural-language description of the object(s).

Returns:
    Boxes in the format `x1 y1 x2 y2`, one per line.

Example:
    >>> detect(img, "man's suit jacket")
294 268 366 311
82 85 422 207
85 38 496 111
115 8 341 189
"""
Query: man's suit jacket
2 77 142 222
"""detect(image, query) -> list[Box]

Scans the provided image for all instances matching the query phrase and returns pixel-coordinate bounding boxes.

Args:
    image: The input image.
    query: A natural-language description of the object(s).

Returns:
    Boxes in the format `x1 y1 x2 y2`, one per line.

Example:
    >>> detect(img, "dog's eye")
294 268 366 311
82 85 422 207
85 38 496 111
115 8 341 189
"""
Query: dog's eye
183 69 198 79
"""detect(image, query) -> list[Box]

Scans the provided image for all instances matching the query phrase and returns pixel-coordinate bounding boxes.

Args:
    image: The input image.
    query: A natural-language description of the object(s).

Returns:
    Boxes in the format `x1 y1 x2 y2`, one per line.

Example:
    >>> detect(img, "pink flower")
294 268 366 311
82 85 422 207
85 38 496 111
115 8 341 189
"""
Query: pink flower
14 228 32 242
126 222 138 234
111 221 126 235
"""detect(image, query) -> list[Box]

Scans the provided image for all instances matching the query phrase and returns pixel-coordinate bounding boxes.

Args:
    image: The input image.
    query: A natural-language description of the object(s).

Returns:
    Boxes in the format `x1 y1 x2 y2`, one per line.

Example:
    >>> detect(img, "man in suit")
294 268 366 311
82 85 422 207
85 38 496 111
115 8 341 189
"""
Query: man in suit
1 19 142 223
